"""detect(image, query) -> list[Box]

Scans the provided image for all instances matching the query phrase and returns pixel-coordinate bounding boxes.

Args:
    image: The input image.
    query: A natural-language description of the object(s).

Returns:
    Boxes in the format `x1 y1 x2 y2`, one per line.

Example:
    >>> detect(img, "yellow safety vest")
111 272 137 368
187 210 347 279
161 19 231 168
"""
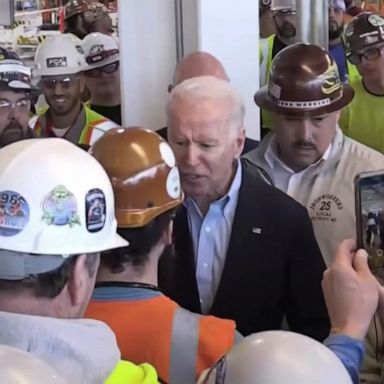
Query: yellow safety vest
106 361 160 384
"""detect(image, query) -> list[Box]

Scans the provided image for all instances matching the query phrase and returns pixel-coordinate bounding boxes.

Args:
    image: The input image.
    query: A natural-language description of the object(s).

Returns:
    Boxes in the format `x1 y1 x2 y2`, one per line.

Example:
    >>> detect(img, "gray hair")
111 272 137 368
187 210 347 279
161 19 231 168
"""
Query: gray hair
167 75 245 134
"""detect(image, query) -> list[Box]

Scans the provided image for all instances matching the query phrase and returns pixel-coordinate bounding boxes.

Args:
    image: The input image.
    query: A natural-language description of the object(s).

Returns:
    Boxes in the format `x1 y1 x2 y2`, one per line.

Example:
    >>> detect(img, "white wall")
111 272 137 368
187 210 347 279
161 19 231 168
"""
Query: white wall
181 0 260 140
118 0 177 129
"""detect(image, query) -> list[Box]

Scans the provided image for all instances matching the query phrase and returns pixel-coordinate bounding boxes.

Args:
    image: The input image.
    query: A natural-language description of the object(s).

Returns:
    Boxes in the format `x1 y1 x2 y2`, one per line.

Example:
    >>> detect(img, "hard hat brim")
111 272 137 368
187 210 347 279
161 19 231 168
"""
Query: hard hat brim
254 83 354 117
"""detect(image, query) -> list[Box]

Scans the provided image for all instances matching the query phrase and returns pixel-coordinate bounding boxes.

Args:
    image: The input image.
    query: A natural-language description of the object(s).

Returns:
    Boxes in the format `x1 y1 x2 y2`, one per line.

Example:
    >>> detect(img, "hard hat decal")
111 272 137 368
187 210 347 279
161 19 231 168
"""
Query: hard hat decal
42 185 81 227
0 191 30 237
85 189 106 233
159 142 176 168
319 63 341 95
345 24 354 37
46 57 68 68
368 14 384 27
166 167 181 199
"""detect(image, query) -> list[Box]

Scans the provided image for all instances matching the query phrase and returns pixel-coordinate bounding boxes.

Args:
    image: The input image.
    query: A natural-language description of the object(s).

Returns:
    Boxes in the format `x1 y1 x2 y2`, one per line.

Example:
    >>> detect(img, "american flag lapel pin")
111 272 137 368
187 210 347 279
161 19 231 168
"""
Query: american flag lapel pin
252 227 262 235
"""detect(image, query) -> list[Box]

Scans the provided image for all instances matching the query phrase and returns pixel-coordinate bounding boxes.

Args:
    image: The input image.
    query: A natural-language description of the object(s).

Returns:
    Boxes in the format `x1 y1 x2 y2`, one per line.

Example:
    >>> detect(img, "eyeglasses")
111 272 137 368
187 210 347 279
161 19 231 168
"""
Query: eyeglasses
84 61 119 78
39 76 80 90
0 98 31 113
273 9 296 16
348 45 384 65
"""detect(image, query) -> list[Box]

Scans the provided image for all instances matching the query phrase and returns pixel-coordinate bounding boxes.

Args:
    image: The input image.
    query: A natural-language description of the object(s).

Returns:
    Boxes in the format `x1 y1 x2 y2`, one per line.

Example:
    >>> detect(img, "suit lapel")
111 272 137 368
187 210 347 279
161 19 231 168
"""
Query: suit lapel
172 205 202 312
211 166 272 312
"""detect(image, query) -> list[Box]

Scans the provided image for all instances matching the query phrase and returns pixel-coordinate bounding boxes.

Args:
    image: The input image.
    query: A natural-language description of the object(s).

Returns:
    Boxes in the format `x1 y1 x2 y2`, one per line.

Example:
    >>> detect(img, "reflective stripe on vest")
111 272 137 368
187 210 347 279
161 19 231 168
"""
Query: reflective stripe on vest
80 106 118 145
169 307 200 384
259 34 274 88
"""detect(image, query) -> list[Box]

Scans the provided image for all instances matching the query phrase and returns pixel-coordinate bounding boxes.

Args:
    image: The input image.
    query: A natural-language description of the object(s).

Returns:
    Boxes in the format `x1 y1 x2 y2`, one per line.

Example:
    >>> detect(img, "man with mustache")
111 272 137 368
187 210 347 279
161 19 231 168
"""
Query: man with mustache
82 32 121 125
0 48 37 148
245 42 384 268
328 0 359 83
160 75 330 341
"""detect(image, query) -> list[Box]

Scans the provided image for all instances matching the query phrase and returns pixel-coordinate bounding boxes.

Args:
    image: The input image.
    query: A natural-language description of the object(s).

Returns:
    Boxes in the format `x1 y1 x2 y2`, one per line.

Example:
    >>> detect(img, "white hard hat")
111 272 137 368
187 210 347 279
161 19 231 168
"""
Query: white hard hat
271 0 296 12
82 32 119 70
64 32 84 55
0 345 68 383
198 331 352 384
0 138 127 272
34 34 86 77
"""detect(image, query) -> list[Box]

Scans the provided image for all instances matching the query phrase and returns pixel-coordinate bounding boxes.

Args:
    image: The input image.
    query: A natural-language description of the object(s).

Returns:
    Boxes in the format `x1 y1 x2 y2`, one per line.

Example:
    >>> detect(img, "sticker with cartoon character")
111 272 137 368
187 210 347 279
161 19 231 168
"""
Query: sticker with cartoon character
0 191 30 237
85 188 106 233
42 185 80 227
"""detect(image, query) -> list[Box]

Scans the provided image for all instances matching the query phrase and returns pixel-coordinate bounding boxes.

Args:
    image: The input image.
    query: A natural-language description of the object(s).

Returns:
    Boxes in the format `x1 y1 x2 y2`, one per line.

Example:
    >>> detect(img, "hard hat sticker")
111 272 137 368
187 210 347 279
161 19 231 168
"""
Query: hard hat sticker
159 142 176 168
320 63 341 95
345 24 354 37
85 189 106 233
42 185 81 227
46 57 68 68
166 167 181 199
0 191 30 237
368 14 384 27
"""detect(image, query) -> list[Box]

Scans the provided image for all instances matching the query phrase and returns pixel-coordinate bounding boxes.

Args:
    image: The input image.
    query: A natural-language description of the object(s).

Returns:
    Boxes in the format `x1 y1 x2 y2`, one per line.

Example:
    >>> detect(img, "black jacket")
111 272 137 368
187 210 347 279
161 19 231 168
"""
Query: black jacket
159 162 330 341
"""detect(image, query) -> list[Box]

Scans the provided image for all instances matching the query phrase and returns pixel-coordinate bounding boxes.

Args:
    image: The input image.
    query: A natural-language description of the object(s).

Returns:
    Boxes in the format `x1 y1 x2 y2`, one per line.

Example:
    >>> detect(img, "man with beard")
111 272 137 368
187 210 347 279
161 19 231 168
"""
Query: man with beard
328 0 359 83
245 43 384 268
259 0 297 134
29 34 118 145
160 75 330 341
0 48 37 148
340 12 384 153
82 32 121 125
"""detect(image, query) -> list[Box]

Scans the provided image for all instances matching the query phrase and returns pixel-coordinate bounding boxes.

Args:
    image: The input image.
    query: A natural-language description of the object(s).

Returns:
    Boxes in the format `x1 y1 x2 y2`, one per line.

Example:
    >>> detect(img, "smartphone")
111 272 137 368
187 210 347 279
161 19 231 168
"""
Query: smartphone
355 170 384 279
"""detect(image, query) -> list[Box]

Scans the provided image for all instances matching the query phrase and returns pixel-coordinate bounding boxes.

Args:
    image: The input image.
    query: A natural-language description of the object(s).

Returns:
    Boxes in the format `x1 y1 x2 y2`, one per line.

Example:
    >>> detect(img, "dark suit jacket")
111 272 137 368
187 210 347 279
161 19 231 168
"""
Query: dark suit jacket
156 127 259 155
159 161 330 341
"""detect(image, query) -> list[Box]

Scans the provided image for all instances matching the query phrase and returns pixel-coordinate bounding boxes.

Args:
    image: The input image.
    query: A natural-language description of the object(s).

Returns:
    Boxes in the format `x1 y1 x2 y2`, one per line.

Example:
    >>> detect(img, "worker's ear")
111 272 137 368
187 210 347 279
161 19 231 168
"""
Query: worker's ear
162 219 173 246
79 75 86 94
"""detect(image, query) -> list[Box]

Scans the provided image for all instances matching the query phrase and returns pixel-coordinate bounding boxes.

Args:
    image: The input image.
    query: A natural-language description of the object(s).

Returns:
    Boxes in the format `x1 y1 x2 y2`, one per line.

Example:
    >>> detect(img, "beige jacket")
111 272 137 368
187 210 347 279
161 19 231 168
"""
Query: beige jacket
244 128 384 382
244 128 384 267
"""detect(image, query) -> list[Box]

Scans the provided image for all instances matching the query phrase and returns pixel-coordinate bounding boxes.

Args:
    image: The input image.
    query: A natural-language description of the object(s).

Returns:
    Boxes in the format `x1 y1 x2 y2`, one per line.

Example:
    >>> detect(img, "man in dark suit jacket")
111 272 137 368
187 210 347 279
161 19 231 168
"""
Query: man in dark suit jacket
157 51 259 155
159 75 330 341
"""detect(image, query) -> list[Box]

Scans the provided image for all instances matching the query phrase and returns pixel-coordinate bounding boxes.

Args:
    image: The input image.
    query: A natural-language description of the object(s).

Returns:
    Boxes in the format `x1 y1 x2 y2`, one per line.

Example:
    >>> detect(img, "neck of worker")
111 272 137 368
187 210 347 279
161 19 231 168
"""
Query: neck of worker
50 102 82 129
96 243 164 287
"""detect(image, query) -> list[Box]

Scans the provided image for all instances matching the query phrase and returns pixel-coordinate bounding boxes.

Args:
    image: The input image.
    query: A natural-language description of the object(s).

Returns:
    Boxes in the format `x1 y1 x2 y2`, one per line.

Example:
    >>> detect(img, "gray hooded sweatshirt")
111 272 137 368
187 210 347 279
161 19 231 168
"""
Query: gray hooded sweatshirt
0 310 120 384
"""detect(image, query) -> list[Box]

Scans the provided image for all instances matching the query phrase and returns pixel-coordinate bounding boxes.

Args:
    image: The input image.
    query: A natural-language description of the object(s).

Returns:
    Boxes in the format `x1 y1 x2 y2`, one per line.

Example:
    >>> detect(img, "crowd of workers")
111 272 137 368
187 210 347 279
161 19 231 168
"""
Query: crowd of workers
1 0 384 382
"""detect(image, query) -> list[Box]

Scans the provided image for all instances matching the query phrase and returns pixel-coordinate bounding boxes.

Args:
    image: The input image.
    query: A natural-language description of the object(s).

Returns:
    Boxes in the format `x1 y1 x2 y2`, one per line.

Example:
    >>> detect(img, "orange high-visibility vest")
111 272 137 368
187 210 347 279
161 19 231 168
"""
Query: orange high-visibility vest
85 286 238 384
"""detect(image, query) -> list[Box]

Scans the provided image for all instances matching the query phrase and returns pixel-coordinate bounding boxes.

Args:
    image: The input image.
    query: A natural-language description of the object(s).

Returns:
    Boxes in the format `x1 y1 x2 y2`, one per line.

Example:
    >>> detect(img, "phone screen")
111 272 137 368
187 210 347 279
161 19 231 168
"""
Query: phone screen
356 172 384 277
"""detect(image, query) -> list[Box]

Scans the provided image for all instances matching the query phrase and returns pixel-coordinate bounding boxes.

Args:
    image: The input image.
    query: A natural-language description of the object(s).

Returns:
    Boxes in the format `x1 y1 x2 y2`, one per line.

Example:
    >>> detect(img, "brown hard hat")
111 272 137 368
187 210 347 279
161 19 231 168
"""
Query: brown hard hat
64 0 88 20
90 127 184 228
345 12 384 55
88 1 109 21
255 43 354 117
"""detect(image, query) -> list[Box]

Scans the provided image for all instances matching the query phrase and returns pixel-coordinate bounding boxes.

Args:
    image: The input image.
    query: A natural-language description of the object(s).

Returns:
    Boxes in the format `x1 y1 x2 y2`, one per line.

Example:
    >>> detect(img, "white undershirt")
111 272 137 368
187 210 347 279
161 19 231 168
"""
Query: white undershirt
51 126 71 137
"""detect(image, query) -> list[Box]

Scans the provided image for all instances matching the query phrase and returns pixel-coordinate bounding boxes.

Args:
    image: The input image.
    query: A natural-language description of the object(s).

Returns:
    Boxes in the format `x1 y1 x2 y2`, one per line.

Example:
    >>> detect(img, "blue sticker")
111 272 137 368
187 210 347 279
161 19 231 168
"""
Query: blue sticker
0 191 30 237
42 185 80 227
86 189 106 233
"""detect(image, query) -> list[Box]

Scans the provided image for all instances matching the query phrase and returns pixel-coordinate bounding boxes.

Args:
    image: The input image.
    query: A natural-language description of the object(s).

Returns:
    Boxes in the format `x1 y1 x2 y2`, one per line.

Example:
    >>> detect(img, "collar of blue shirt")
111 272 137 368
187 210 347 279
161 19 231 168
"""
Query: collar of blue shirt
183 159 243 219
